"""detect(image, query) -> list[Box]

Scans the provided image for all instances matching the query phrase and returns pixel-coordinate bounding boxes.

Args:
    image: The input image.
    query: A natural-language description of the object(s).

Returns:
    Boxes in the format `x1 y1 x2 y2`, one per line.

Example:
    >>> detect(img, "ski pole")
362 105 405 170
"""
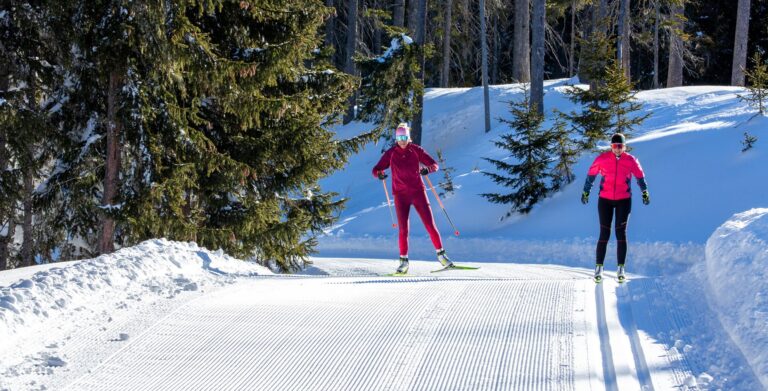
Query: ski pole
424 175 460 236
381 179 397 229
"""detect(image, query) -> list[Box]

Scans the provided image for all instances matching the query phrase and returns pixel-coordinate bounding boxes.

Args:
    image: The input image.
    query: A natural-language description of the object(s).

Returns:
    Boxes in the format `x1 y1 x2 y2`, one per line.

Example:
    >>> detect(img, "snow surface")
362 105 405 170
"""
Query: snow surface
0 239 270 390
705 209 768 387
2 80 767 390
1 247 762 390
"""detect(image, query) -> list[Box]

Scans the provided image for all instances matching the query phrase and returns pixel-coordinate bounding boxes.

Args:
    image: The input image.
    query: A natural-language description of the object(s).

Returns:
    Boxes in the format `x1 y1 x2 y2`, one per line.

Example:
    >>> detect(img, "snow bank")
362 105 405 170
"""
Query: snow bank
705 208 768 388
0 239 270 355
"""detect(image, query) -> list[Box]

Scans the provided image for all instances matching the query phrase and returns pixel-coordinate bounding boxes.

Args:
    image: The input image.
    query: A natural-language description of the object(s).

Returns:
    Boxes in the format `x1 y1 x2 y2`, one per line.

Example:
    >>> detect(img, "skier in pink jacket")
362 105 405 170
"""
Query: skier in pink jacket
581 133 650 283
372 123 453 274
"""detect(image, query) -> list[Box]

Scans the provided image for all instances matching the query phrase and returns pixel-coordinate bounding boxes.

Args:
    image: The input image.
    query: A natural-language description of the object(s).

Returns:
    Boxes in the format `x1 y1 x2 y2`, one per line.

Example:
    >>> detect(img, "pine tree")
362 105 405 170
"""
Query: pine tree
561 33 614 150
435 149 456 197
33 1 376 271
603 62 651 137
739 51 768 115
559 58 648 151
0 0 70 267
482 87 556 216
742 132 758 152
356 34 424 137
550 117 580 191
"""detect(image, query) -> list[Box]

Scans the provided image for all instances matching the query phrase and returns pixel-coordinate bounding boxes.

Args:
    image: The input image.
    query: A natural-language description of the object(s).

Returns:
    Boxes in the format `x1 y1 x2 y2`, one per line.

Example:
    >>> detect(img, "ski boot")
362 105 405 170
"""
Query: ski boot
617 264 626 283
437 249 454 268
396 256 409 274
593 264 604 283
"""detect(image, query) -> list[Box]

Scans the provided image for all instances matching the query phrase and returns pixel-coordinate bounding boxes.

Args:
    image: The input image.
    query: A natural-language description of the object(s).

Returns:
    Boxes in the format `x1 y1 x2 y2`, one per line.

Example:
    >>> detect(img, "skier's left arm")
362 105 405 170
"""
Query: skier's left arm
631 156 648 192
416 146 439 175
631 156 650 205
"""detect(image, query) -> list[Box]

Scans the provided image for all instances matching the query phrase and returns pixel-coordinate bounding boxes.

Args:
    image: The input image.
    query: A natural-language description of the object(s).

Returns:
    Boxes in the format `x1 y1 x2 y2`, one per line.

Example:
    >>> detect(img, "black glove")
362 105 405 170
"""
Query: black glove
420 167 429 176
377 171 387 180
642 190 650 205
581 191 589 205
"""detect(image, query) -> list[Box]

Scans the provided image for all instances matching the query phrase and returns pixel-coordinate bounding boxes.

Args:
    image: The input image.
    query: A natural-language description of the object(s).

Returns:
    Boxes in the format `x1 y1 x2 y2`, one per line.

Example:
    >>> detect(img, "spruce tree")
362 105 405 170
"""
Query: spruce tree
356 34 423 138
0 0 70 267
36 1 376 271
603 62 650 137
742 132 758 152
482 87 556 216
435 149 456 197
739 51 768 115
560 59 648 151
550 117 580 192
560 33 614 150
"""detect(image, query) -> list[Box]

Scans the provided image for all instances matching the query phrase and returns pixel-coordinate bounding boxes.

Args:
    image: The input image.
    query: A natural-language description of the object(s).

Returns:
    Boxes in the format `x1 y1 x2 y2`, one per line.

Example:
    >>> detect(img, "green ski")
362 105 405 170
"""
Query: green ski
384 272 411 277
430 265 480 273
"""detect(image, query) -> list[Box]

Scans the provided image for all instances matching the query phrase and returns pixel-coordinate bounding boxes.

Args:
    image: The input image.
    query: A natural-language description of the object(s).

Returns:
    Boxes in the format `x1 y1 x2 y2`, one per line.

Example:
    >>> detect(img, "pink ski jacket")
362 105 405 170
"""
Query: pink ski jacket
583 151 648 200
372 143 439 195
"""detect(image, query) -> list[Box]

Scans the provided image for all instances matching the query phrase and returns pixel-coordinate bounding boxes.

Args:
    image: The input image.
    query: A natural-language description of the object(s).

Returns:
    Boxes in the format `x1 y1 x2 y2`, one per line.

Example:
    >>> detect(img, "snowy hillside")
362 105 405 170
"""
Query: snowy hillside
318 80 766 275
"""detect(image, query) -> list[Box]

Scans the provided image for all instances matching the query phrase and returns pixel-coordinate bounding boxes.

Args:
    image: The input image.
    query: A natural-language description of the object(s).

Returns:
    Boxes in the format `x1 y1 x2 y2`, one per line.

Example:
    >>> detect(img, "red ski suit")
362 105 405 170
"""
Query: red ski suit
372 143 442 256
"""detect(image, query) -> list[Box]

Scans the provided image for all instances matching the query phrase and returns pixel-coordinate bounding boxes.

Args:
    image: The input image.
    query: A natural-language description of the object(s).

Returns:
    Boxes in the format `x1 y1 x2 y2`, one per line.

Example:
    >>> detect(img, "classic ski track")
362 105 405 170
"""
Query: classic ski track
627 278 701 390
61 274 670 390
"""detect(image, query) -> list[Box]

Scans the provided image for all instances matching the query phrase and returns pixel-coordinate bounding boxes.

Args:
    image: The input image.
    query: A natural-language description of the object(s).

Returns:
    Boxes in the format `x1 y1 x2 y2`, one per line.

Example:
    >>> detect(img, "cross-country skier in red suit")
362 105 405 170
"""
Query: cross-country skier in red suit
372 123 453 274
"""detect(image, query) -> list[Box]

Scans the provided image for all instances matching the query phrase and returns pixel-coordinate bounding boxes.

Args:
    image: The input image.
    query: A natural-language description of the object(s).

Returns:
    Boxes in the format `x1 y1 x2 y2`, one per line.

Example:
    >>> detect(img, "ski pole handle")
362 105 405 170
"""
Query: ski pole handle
381 179 397 229
424 175 460 236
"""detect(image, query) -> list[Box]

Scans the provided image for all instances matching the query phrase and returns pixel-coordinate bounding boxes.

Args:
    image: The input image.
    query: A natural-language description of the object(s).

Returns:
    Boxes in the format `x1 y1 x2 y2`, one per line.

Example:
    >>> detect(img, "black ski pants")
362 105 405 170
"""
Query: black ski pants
596 197 632 266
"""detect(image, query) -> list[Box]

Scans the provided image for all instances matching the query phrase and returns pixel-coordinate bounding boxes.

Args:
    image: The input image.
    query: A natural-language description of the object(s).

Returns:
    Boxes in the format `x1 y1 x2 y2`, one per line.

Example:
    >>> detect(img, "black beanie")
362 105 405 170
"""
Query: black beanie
611 133 626 144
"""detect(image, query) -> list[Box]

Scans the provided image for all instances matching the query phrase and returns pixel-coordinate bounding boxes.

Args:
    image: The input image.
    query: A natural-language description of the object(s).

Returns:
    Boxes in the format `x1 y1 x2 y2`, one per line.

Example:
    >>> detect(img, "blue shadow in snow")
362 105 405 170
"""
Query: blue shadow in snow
197 251 226 276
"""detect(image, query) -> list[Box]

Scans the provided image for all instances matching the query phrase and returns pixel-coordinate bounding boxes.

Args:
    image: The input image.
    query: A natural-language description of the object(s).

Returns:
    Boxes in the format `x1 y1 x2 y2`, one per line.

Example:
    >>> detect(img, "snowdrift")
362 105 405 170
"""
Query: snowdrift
0 239 270 355
706 208 768 388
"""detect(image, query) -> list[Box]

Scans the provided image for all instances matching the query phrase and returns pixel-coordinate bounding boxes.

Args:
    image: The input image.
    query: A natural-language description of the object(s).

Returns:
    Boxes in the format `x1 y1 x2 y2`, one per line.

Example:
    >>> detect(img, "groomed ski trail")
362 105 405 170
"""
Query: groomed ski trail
61 262 696 390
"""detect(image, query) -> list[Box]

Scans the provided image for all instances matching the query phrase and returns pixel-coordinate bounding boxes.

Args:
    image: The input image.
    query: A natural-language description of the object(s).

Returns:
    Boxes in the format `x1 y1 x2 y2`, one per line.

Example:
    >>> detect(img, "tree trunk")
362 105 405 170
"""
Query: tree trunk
492 13 500 84
0 219 14 270
393 0 405 27
666 2 684 88
99 71 123 254
458 0 472 85
411 0 428 145
595 0 608 33
21 161 34 267
343 0 358 123
372 0 382 54
20 72 36 267
513 0 531 83
325 0 339 67
441 0 453 87
731 0 751 86
480 0 491 132
0 129 10 270
530 0 545 115
324 0 334 47
569 0 576 77
578 4 593 84
408 0 419 34
618 0 631 79
653 0 659 89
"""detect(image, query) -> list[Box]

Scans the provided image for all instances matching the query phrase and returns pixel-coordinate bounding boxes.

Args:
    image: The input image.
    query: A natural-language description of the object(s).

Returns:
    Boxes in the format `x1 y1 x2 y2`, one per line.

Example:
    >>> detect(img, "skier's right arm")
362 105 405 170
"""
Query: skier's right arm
372 149 392 179
584 156 602 191
581 156 602 203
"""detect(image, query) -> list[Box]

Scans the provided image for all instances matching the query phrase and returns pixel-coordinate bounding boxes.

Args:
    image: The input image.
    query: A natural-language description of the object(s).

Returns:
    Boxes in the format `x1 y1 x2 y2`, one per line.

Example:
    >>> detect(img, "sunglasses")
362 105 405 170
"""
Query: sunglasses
395 135 409 141
611 143 624 149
